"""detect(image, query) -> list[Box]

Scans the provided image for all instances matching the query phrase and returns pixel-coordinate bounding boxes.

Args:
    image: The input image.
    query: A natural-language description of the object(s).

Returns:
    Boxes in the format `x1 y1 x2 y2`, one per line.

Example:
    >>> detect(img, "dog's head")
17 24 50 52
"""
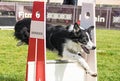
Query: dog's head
67 23 96 54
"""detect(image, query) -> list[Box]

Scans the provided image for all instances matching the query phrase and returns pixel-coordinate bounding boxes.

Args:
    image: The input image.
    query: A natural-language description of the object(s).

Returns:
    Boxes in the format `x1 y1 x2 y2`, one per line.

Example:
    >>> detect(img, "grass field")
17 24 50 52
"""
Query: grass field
0 29 120 81
97 29 120 81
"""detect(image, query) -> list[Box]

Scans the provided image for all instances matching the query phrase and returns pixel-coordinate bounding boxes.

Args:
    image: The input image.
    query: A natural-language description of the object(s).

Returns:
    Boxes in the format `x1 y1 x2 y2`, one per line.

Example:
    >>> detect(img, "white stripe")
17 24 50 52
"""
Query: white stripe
27 62 36 81
30 21 45 39
35 39 38 81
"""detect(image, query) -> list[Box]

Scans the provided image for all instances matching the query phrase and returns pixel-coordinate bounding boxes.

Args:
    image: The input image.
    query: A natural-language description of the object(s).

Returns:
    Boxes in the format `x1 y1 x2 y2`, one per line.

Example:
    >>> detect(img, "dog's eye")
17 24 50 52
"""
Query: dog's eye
78 38 86 44
82 40 87 44
82 38 88 44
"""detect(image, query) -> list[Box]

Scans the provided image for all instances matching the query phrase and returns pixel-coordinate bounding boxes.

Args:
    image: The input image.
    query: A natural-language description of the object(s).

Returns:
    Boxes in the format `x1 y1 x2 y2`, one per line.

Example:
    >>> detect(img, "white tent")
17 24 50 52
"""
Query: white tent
96 0 120 5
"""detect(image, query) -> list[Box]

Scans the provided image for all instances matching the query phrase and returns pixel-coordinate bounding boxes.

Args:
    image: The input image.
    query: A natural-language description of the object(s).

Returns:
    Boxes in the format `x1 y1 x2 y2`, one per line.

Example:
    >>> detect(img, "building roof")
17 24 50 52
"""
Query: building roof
1 0 120 5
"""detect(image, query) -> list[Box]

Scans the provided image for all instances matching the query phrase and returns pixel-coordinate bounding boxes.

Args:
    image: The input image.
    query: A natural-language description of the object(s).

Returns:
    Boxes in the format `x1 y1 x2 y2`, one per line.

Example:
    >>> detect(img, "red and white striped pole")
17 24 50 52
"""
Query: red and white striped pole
26 1 46 81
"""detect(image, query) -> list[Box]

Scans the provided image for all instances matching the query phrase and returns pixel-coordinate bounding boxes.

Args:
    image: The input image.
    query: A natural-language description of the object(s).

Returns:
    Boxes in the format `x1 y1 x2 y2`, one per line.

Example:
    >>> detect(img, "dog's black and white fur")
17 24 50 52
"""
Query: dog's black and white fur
14 18 97 77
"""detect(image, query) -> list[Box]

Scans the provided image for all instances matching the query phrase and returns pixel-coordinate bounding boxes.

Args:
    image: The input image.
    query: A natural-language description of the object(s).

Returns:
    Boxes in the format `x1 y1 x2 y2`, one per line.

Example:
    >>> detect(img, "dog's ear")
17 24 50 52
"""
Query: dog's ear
87 26 94 33
73 23 80 32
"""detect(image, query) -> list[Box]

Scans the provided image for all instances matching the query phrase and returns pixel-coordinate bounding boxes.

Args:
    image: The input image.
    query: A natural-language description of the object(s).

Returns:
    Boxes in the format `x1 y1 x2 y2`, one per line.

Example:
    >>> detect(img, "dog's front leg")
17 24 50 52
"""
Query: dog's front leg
76 53 97 77
63 51 97 77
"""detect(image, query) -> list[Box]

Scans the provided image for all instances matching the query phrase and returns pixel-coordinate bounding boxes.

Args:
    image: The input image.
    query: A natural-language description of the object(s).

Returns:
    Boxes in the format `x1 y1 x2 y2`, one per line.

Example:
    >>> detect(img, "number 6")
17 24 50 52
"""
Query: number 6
36 11 40 18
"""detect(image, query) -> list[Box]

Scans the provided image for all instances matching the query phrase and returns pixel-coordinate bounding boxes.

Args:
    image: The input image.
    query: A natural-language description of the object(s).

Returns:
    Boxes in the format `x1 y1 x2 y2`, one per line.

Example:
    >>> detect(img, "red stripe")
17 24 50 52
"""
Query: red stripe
37 39 45 61
36 62 45 81
36 39 45 81
32 1 44 21
28 38 36 61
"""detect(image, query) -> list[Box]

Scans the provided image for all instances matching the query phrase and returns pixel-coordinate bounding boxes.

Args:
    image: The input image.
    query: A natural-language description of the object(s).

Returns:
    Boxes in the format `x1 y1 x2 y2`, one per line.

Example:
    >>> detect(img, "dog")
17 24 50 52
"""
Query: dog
14 18 97 77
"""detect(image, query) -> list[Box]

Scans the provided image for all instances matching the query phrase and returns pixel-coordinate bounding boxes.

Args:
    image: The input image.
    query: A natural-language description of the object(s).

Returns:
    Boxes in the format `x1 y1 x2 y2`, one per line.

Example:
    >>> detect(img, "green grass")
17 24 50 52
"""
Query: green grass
0 30 59 81
96 29 120 81
0 29 120 81
0 30 27 81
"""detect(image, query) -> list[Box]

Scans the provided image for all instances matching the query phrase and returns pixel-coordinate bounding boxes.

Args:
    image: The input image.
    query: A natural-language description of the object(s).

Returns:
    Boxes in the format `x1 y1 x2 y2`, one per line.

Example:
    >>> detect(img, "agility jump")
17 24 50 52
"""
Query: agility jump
16 1 97 81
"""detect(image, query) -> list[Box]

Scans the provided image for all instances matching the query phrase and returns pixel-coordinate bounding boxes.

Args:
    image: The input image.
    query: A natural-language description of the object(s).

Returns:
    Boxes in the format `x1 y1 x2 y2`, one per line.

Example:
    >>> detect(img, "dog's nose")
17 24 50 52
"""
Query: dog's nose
92 46 96 50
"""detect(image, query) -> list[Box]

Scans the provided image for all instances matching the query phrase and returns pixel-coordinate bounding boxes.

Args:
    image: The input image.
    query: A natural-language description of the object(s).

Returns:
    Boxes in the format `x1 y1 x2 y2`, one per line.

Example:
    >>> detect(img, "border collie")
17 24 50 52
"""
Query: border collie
14 18 97 77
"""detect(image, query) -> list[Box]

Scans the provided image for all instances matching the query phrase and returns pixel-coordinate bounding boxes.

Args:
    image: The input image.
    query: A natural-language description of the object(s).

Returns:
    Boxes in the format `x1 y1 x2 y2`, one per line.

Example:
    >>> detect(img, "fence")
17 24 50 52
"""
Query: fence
0 2 120 29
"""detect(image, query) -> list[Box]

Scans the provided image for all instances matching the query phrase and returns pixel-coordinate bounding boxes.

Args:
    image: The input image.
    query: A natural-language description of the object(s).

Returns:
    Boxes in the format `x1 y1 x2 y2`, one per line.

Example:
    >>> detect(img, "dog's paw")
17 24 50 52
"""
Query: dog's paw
86 71 97 77
91 73 97 77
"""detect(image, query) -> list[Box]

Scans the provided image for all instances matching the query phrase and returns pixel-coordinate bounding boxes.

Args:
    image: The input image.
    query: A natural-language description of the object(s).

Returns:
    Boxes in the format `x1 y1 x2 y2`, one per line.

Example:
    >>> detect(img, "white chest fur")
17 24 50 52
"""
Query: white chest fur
64 40 83 54
62 40 84 60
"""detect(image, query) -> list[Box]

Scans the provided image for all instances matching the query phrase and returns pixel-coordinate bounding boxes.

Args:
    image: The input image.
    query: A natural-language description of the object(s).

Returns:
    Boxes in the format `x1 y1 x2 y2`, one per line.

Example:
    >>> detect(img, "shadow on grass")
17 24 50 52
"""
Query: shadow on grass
0 74 25 81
